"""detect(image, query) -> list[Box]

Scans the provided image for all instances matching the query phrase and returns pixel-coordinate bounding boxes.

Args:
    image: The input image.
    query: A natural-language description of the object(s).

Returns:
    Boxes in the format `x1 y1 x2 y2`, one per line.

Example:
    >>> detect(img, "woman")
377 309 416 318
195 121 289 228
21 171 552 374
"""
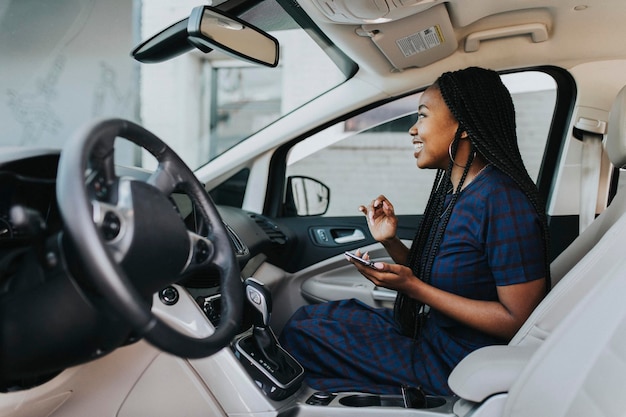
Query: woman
279 67 549 396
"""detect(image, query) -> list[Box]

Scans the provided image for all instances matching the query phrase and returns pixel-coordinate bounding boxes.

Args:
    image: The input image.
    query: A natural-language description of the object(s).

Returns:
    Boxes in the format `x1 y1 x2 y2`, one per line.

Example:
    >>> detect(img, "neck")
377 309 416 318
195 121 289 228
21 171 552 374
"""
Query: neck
451 157 489 191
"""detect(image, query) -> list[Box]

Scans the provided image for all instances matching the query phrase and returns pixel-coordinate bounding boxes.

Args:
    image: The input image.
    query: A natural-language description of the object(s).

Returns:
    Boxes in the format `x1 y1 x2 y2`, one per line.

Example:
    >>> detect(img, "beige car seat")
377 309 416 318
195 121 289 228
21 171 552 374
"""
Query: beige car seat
449 84 626 403
505 251 626 417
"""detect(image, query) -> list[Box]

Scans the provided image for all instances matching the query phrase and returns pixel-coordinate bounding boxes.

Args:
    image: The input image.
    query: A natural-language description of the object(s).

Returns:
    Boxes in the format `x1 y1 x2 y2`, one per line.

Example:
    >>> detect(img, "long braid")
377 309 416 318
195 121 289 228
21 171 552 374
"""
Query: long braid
395 128 475 336
395 67 551 338
395 168 447 335
422 131 475 282
406 169 447 267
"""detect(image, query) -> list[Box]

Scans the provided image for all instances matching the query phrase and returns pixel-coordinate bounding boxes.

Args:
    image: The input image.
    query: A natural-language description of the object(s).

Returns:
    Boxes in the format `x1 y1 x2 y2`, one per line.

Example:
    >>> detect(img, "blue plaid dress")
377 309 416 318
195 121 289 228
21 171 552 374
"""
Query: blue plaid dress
279 166 546 395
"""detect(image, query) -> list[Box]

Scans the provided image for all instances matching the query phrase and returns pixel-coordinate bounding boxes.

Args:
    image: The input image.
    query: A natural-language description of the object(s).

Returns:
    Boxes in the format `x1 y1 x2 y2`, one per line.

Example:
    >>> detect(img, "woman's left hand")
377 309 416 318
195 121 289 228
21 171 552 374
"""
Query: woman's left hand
346 249 419 294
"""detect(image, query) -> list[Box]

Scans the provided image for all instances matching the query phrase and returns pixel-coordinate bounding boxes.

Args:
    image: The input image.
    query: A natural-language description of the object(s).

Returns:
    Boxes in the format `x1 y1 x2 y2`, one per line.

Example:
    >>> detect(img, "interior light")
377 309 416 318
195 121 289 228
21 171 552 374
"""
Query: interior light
363 17 392 24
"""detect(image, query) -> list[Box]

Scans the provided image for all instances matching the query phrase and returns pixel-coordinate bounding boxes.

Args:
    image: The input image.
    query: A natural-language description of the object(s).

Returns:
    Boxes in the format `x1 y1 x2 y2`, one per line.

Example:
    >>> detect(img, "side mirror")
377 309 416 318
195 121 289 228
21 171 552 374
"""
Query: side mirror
132 5 279 67
285 176 330 217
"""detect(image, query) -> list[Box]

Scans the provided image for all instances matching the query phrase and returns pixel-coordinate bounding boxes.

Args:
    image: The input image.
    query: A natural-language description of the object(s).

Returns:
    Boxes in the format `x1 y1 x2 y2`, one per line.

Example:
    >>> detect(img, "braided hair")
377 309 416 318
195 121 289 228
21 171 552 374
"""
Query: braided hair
394 67 551 337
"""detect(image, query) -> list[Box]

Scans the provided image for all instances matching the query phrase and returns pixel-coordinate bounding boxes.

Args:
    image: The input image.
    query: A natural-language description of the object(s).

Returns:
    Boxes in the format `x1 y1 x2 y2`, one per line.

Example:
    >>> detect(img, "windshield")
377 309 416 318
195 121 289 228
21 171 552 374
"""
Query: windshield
0 0 349 170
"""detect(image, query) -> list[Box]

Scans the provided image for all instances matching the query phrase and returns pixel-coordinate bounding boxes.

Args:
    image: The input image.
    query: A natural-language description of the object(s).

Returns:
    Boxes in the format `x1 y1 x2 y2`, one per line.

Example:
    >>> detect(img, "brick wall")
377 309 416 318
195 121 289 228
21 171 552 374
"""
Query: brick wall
287 90 556 216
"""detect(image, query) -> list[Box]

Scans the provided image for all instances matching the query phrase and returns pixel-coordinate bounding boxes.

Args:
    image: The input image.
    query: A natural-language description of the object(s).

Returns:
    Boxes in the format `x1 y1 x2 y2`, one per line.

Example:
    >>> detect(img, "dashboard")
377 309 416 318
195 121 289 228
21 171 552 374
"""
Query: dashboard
0 151 62 245
0 148 294 329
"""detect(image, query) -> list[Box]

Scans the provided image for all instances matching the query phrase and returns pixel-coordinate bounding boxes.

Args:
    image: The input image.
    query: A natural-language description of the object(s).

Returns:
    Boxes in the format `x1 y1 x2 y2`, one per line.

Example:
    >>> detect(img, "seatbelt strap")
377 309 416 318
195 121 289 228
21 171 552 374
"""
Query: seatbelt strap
574 117 607 233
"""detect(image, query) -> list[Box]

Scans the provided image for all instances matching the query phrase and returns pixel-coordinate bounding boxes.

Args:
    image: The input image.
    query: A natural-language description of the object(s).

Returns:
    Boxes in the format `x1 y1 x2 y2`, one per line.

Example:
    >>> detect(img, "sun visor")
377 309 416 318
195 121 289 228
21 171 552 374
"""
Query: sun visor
357 3 457 71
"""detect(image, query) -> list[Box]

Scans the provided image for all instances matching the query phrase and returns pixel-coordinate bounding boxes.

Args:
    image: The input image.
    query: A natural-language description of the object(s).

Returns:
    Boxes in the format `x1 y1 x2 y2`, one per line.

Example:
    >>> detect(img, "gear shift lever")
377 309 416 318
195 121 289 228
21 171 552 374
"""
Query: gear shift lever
235 278 305 400
245 277 272 327
244 278 282 370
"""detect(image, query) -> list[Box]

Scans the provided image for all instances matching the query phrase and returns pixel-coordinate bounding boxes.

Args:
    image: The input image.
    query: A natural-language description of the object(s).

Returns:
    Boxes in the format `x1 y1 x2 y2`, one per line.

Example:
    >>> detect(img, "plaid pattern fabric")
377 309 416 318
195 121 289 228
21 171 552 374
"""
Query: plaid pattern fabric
434 165 545 293
279 166 546 396
279 299 466 395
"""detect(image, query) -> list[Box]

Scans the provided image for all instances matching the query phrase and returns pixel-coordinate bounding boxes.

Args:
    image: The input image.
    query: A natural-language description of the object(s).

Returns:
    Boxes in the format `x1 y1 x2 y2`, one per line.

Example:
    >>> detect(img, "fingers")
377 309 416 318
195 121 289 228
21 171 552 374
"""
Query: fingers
351 260 407 289
371 195 387 210
374 196 395 219
344 252 409 291
348 250 384 274
360 195 395 222
354 261 387 287
379 196 395 214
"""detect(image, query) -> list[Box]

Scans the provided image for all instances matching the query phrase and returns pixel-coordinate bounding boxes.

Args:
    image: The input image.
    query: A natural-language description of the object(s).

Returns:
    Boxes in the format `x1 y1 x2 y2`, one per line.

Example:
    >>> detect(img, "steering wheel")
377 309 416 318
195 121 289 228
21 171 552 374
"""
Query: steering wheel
56 118 243 358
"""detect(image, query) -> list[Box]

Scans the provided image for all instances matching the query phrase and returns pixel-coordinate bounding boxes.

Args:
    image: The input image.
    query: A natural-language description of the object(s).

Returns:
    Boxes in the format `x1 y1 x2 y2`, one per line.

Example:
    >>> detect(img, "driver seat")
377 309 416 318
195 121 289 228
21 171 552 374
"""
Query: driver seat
449 84 626 407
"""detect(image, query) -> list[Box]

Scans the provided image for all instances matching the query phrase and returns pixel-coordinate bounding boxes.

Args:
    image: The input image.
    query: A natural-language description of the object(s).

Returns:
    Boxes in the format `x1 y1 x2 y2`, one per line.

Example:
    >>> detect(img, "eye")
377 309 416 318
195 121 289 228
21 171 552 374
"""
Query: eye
417 112 426 120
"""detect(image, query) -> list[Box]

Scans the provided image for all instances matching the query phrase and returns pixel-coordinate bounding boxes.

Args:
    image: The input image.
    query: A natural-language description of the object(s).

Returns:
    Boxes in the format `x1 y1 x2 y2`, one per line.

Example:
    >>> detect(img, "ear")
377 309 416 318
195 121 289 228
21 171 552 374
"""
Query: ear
460 130 468 139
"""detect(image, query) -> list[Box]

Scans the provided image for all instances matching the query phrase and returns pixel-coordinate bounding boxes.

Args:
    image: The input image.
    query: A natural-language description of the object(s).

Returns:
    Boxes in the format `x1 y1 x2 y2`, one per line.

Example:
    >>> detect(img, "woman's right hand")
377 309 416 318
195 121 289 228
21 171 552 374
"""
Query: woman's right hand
359 195 398 243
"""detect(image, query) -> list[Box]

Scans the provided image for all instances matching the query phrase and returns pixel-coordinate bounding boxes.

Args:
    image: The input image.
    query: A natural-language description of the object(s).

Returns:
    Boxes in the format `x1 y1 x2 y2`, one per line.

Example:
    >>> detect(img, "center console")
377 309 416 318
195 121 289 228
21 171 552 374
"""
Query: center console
223 278 459 416
232 278 304 400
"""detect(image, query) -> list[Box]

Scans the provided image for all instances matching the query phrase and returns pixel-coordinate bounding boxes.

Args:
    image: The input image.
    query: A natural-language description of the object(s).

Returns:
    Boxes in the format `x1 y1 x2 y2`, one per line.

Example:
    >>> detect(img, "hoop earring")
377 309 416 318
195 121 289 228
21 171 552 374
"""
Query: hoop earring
448 140 476 168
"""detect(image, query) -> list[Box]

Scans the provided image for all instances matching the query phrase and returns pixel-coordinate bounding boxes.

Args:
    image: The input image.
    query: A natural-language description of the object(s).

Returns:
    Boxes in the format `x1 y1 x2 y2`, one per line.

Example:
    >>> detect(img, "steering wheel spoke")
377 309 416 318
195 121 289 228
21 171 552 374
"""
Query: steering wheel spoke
182 230 216 274
147 163 180 195
90 179 135 263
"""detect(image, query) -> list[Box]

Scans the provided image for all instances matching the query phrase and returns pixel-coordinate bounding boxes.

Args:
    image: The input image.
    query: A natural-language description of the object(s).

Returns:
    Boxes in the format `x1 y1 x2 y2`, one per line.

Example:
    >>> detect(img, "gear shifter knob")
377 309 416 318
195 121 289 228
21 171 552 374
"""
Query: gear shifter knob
245 277 272 327
236 279 305 398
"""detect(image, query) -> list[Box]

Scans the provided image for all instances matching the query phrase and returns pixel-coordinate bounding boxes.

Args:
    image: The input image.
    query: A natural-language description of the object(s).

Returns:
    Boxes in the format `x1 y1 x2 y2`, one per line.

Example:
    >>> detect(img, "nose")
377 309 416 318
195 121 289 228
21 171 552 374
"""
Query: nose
409 123 418 137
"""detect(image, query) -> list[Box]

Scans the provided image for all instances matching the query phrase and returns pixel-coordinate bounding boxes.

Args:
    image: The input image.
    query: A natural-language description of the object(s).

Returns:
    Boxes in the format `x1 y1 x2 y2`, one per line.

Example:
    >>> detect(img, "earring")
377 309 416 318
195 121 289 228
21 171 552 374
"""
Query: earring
448 140 466 168
448 140 476 168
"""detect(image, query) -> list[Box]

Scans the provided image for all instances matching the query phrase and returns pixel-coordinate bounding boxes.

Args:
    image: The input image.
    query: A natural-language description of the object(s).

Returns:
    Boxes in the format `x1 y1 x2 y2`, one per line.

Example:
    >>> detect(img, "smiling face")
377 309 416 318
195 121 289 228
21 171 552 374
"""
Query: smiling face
409 86 461 170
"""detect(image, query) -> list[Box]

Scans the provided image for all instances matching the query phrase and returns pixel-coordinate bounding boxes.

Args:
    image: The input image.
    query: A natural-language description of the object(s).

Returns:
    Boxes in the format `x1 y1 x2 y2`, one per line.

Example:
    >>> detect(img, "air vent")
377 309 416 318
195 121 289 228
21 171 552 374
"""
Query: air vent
249 214 288 246
225 223 248 255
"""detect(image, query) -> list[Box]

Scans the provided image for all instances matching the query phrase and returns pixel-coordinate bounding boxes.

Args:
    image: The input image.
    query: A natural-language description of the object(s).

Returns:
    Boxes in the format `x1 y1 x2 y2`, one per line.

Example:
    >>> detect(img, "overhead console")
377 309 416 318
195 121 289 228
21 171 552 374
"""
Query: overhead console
357 3 457 71
306 1 553 72
311 0 457 71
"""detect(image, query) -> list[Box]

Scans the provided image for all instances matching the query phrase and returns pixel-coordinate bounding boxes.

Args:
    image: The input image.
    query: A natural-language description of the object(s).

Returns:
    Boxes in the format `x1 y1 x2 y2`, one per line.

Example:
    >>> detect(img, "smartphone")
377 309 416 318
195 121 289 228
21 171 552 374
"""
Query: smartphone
344 251 378 269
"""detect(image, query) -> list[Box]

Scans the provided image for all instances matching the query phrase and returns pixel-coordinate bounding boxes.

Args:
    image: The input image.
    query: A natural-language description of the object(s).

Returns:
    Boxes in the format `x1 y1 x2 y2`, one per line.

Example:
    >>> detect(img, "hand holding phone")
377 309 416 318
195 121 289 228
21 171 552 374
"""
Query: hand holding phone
344 251 378 269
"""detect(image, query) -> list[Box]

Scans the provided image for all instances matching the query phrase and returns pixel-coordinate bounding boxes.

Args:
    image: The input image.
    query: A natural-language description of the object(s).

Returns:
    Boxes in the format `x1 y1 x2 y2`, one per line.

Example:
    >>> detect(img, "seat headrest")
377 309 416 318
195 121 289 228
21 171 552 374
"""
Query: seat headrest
606 85 626 168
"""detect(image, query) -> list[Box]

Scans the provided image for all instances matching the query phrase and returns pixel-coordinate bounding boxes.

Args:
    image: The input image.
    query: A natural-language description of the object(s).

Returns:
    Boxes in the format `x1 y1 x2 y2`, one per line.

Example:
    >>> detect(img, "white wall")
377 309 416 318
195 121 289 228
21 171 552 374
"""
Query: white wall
0 0 137 165
139 0 204 169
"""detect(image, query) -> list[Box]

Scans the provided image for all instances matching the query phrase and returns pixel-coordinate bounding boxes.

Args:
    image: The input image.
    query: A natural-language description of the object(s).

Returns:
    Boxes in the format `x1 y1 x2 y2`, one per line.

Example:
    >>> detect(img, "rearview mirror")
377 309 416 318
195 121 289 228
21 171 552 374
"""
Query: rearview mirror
285 176 330 217
187 6 279 67
132 6 279 67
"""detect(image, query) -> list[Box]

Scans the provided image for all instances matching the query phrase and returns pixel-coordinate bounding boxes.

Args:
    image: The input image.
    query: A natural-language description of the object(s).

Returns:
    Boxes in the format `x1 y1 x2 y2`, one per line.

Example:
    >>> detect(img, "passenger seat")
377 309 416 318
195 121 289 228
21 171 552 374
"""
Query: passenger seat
503 250 626 417
448 84 626 403
513 84 626 349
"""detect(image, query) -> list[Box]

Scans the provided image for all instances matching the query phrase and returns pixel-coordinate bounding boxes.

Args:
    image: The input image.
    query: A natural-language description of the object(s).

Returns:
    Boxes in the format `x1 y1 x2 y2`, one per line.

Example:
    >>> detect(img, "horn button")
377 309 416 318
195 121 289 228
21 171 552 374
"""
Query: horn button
116 180 191 295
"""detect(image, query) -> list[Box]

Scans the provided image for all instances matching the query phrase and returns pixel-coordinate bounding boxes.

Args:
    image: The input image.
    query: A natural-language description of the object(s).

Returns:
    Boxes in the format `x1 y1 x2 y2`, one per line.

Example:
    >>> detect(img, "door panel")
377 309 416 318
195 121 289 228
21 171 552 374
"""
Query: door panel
299 249 398 309
278 214 420 273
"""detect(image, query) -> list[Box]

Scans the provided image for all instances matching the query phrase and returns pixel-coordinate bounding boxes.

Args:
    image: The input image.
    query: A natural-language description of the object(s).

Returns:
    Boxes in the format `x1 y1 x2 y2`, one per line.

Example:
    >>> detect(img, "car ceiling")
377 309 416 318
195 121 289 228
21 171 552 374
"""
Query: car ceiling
294 0 626 94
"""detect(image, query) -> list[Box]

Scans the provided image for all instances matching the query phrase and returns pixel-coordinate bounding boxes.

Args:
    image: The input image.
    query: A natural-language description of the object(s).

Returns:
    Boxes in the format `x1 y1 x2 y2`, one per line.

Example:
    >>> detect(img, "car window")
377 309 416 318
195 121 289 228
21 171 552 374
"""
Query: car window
139 0 349 170
285 71 557 216
0 0 349 172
